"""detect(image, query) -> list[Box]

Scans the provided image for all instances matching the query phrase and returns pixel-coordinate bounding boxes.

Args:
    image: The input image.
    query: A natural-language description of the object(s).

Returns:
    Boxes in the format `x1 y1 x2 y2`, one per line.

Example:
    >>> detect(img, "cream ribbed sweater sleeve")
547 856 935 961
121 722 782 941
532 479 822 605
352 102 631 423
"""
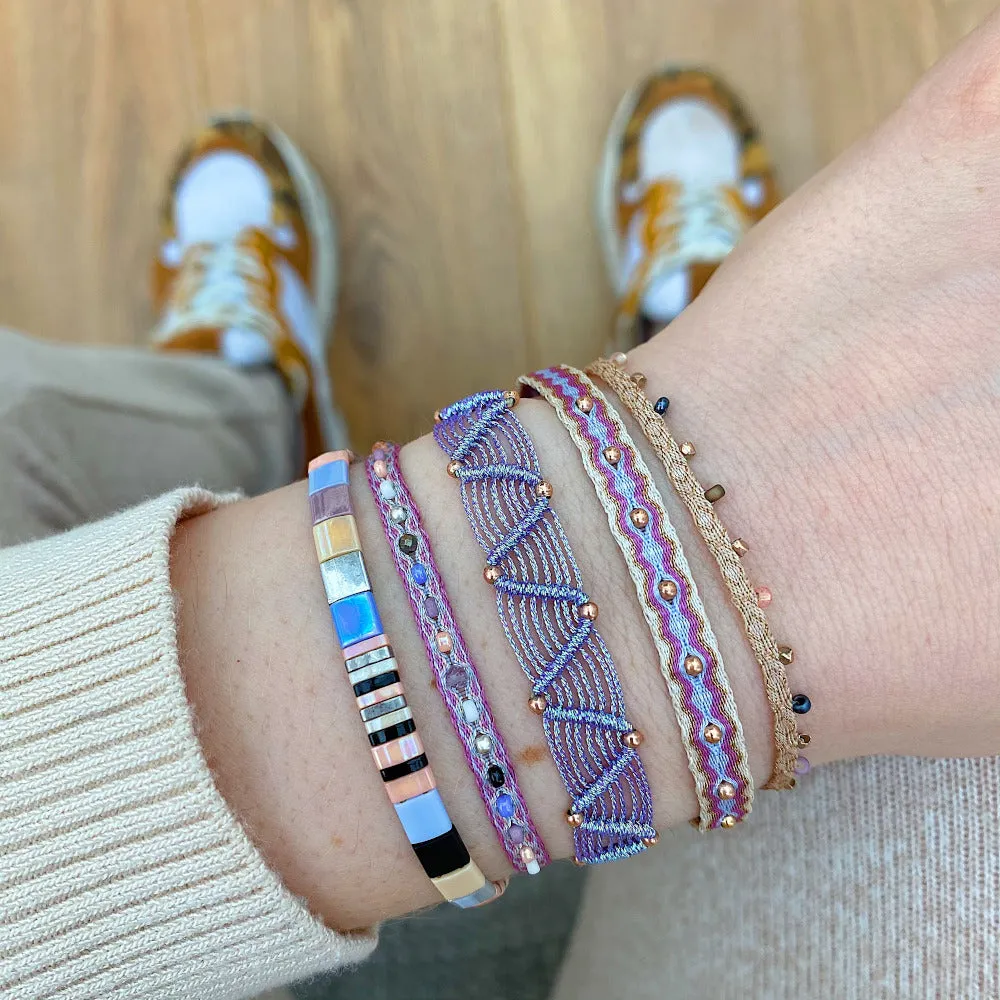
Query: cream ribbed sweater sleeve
0 489 377 1000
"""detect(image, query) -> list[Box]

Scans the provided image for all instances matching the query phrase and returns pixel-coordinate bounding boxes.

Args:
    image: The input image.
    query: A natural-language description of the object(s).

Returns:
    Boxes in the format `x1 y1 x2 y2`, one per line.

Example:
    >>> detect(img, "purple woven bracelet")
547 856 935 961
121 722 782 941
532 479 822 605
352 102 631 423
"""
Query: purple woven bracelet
520 366 754 830
434 391 657 865
366 443 549 874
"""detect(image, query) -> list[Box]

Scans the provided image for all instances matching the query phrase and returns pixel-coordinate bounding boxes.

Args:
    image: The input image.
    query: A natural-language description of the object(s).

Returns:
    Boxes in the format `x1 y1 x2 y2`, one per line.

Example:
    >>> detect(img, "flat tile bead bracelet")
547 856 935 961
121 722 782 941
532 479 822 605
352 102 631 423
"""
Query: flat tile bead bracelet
365 442 549 874
434 391 657 864
519 366 753 830
308 450 506 907
588 357 810 789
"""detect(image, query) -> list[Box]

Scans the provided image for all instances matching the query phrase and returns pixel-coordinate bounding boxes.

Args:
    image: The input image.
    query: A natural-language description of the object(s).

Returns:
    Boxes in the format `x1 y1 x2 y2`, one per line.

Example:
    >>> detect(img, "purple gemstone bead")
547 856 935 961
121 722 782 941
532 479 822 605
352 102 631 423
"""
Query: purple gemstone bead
423 596 440 618
444 665 468 691
496 793 515 819
372 448 387 462
505 824 525 845
794 756 811 775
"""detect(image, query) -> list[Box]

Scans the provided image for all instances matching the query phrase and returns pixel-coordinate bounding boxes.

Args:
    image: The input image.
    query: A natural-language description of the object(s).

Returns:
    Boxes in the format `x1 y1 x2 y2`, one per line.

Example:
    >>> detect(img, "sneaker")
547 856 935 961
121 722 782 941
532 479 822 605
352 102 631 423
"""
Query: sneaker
597 68 780 351
151 113 347 463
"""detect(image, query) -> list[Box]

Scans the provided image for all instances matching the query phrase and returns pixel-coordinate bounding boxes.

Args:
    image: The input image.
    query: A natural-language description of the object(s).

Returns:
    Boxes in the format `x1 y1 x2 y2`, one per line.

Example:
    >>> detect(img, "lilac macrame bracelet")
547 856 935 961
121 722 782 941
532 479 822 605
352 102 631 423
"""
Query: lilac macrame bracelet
434 391 657 865
520 366 754 830
366 443 549 874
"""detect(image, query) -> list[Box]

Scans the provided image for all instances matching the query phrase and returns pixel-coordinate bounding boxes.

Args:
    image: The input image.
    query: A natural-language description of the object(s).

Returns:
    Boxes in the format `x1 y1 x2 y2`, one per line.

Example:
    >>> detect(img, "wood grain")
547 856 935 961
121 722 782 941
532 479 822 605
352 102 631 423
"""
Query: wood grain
0 0 995 446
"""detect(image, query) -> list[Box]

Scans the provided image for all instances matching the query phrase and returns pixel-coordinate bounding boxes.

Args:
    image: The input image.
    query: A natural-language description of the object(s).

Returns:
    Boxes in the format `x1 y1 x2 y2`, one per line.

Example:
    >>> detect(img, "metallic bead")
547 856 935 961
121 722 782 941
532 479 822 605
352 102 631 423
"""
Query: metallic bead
434 409 443 423
755 586 773 609
528 694 548 715
566 810 585 827
622 729 644 749
373 459 388 480
520 845 536 863
642 833 660 847
658 579 678 602
778 645 795 666
718 781 737 800
435 631 453 654
798 733 811 747
720 816 737 829
398 533 418 556
390 505 407 523
683 654 703 676
791 693 812 714
732 538 749 557
654 396 670 415
446 459 462 478
630 508 650 529
578 601 599 621
704 723 723 744
483 565 502 584
572 857 586 867
534 480 554 499
705 484 726 503
610 351 628 366
603 446 621 465
575 395 594 414
503 389 519 408
474 732 492 755
632 372 647 389
680 441 696 458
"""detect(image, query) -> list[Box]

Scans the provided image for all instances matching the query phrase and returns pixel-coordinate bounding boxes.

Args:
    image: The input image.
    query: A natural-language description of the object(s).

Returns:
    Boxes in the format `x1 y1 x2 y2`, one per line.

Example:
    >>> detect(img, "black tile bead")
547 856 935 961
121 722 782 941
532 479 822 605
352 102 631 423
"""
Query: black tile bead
487 765 506 788
413 826 470 879
368 718 416 747
352 670 400 697
380 754 429 783
791 693 812 714
398 533 418 556
654 396 670 414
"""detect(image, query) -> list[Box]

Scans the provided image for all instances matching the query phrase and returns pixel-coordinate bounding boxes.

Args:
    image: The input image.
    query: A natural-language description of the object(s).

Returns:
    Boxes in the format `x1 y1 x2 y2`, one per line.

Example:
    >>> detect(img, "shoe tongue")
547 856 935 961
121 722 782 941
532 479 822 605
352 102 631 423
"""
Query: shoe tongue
640 259 720 325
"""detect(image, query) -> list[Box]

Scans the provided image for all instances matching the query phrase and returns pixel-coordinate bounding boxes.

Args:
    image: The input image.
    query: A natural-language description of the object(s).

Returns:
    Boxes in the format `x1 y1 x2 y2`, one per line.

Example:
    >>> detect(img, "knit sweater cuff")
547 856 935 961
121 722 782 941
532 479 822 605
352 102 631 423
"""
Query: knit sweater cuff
0 488 377 1000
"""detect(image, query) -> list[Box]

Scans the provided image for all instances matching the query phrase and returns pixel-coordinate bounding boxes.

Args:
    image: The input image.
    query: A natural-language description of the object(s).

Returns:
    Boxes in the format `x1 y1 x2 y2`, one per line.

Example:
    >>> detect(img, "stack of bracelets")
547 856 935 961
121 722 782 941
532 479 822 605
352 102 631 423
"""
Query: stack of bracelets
305 354 811 902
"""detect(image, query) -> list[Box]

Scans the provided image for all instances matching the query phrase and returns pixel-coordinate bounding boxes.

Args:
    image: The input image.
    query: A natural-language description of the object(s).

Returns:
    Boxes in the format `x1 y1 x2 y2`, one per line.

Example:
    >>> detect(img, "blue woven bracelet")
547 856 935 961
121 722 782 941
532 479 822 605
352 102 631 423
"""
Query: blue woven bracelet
434 391 657 864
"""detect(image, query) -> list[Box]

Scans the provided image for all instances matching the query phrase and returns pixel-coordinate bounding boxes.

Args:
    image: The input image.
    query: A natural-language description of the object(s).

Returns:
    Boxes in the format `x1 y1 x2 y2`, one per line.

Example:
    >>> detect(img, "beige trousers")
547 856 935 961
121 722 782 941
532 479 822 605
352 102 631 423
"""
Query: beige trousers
2 328 996 1000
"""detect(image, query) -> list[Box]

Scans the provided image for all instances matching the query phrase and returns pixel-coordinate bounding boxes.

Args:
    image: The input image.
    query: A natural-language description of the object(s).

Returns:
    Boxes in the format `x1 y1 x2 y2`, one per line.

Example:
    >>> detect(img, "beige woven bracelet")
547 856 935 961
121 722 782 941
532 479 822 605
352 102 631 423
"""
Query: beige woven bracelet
588 356 807 790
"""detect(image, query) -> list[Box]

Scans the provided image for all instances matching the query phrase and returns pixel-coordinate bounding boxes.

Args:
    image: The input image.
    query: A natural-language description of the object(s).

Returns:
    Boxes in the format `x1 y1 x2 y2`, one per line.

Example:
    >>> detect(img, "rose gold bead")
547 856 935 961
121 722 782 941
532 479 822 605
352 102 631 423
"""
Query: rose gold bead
720 816 737 829
732 538 749 557
630 508 649 529
755 586 773 609
718 781 737 800
622 729 644 749
575 395 594 414
680 441 697 458
610 351 628 366
578 601 599 621
704 723 723 744
447 459 462 478
566 810 584 827
684 654 703 676
535 480 554 499
778 645 795 666
603 446 621 465
658 579 678 602
520 845 536 862
503 389 519 408
798 733 811 747
434 409 443 423
705 484 726 503
483 565 502 585
572 856 586 867
373 459 388 480
435 631 453 654
528 694 548 715
642 833 660 847
632 372 647 389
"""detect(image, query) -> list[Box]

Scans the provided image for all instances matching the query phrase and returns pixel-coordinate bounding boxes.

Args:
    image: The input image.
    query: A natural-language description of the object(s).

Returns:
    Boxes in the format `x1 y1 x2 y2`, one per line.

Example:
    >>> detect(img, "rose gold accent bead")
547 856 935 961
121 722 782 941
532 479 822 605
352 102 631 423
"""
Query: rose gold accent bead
503 389 519 408
534 480 554 499
684 654 703 676
566 810 584 827
680 441 697 458
603 446 621 465
630 508 649 529
718 781 737 800
435 631 453 654
642 833 660 847
373 459 388 480
658 579 678 602
705 484 726 503
434 409 443 423
622 729 644 749
578 601 599 621
632 372 647 389
528 694 548 715
720 816 737 829
572 857 586 867
778 645 795 666
732 538 749 557
447 459 462 478
575 395 594 414
798 733 811 747
755 586 773 609
610 351 628 366
520 845 536 862
704 723 723 744
483 565 502 584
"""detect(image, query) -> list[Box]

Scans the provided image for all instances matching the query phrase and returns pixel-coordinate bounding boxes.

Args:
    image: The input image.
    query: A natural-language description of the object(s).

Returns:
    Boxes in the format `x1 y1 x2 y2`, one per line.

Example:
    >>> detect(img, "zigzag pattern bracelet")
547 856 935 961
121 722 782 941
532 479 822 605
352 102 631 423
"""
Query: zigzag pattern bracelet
434 391 657 864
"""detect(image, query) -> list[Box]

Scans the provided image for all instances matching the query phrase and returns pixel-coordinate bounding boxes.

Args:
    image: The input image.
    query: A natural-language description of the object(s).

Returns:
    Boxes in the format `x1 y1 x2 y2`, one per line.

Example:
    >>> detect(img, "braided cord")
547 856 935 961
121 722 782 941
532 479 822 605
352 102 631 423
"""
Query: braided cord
589 358 799 789
434 391 656 863
520 366 753 829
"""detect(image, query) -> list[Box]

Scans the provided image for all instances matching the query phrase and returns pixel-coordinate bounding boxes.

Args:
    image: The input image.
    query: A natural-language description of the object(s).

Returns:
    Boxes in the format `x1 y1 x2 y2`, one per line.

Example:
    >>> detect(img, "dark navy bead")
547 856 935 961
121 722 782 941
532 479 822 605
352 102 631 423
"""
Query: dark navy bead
398 533 418 556
411 562 428 586
654 396 670 415
791 693 812 714
487 765 506 788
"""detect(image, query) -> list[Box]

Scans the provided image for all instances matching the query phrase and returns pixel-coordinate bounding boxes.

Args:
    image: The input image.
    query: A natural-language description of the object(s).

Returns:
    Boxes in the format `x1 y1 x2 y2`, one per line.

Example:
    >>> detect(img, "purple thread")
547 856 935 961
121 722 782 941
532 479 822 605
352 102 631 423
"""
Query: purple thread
435 392 657 864
366 444 549 872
